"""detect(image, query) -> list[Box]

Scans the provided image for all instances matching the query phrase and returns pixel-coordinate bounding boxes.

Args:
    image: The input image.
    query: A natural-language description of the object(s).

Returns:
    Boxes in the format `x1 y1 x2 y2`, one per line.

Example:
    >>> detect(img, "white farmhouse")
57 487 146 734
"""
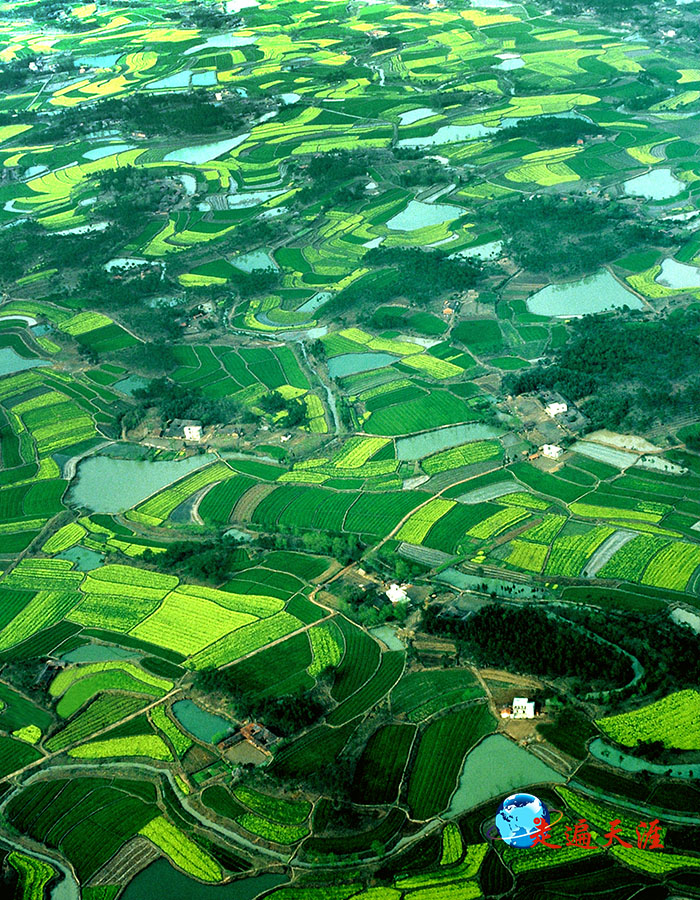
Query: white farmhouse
512 697 536 719
386 584 409 604
542 444 563 460
545 401 567 417
165 419 203 442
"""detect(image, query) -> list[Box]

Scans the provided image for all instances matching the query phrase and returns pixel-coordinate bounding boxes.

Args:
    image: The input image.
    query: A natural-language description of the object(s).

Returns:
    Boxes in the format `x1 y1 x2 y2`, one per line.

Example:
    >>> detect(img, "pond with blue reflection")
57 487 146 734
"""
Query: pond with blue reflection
0 349 50 376
164 134 250 165
655 257 700 290
69 454 215 513
624 168 684 200
526 270 643 317
386 200 461 231
327 352 397 378
172 699 235 743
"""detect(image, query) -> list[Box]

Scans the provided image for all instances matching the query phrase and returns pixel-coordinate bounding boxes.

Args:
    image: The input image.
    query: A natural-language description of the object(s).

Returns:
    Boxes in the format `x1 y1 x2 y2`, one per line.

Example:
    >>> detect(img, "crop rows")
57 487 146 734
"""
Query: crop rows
545 526 615 577
597 534 670 581
46 695 146 751
140 817 221 882
0 590 81 651
188 610 302 669
597 689 700 750
352 723 415 805
507 539 549 573
131 590 257 656
422 440 501 475
641 541 700 590
308 621 344 677
327 650 405 725
42 522 86 554
132 461 235 524
467 505 528 540
407 705 495 820
396 499 455 544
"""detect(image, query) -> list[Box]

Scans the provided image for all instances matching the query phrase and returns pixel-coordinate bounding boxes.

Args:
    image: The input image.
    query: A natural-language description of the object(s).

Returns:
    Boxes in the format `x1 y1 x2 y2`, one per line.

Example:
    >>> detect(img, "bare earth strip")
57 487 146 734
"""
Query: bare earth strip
231 482 277 523
89 836 159 887
583 529 638 577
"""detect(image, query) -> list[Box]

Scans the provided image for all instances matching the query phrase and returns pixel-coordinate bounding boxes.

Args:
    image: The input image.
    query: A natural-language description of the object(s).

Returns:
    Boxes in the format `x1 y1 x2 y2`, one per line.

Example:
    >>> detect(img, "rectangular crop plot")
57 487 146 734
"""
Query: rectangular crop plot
365 392 475 436
396 499 455 545
641 542 700 591
327 650 405 725
343 491 426 537
188 611 302 669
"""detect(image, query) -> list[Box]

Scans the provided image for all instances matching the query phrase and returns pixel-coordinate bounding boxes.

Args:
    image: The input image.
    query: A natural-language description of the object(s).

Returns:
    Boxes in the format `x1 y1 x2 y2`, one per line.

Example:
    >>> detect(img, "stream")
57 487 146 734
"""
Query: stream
296 340 340 434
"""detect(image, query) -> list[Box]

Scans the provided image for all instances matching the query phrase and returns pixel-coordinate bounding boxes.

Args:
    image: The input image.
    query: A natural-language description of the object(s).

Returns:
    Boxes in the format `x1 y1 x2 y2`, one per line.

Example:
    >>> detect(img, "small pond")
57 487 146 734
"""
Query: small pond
624 168 684 201
398 107 436 125
387 200 461 231
148 70 193 90
165 134 250 165
436 568 545 600
327 352 397 379
446 734 565 815
69 454 215 513
0 314 37 326
184 33 256 55
452 240 503 261
62 643 138 663
172 699 236 743
76 53 121 67
370 625 406 651
114 375 149 396
122 861 286 900
178 174 197 195
226 0 259 10
82 144 135 160
279 92 300 104
396 422 501 461
55 546 104 571
227 189 285 208
296 291 332 315
231 249 277 272
397 123 494 148
655 257 700 290
496 55 524 70
0 349 50 376
589 737 699 778
192 71 217 86
104 257 151 272
526 270 643 317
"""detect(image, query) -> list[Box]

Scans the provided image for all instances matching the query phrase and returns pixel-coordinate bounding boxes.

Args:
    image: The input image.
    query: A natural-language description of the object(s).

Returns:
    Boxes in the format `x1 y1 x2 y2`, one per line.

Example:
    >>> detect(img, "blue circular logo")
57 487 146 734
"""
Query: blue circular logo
495 793 550 848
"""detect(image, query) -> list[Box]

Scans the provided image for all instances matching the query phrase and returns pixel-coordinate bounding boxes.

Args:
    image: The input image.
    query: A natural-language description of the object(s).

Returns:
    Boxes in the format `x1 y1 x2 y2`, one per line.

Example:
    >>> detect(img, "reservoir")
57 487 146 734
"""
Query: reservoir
624 168 684 201
122 862 287 900
69 454 215 513
655 257 700 290
386 200 461 231
396 423 501 461
327 352 397 378
165 134 251 165
526 270 643 317
446 734 565 815
172 699 235 743
0 349 50 376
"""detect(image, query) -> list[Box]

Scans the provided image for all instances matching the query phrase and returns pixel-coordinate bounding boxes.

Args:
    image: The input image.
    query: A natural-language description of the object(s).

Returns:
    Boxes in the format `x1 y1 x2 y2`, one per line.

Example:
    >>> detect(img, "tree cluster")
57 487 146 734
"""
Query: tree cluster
495 195 665 278
127 379 240 430
196 669 326 737
509 310 700 431
142 537 244 582
423 604 633 688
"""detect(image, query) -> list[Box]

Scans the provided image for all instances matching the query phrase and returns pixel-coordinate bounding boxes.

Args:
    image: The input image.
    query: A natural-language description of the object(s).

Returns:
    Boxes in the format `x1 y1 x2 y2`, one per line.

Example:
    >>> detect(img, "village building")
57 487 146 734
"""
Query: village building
541 444 564 460
501 697 536 719
164 419 203 441
386 584 409 604
239 722 278 754
545 401 567 417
